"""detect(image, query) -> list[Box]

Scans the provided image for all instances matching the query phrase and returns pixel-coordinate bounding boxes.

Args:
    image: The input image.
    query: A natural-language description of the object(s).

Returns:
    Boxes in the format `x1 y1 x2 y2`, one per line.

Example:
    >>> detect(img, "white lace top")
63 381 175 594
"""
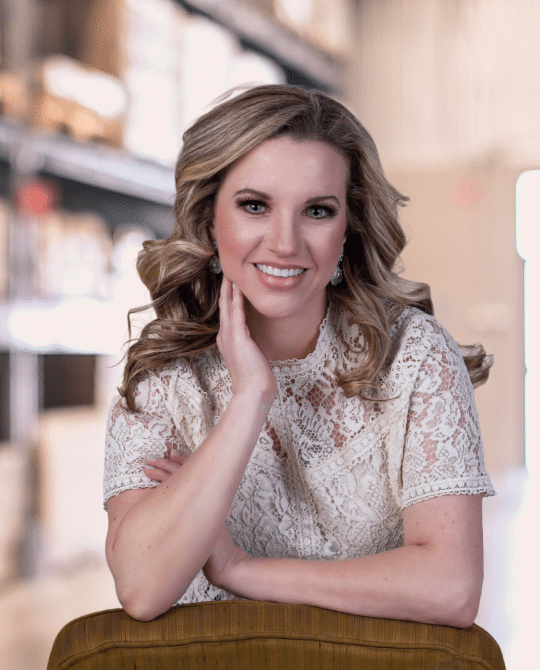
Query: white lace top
104 304 494 604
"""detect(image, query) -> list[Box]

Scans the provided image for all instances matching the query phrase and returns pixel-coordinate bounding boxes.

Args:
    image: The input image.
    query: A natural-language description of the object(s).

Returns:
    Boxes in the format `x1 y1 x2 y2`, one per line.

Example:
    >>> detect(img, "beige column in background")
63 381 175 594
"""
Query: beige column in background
347 0 540 475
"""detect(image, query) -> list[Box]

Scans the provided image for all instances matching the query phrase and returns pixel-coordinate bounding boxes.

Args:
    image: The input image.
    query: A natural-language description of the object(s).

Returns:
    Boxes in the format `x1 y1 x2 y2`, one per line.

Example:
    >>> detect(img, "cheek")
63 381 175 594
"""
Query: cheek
322 247 341 272
215 220 259 272
220 225 256 256
320 225 347 266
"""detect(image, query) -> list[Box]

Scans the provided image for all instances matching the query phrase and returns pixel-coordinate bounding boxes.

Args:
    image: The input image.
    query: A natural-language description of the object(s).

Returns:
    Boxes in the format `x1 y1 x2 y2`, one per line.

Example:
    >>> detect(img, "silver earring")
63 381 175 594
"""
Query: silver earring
330 252 343 286
210 241 222 274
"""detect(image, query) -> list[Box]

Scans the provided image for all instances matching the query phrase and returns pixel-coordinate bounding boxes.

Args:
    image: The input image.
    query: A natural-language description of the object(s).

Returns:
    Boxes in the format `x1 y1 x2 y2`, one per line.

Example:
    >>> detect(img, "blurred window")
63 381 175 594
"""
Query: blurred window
516 170 540 474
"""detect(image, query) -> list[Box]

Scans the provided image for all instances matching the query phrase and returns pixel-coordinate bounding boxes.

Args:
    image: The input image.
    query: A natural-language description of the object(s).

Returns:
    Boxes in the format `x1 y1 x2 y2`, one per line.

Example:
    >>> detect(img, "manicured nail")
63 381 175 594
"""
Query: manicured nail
147 453 159 461
171 449 182 459
232 282 236 289
144 464 157 470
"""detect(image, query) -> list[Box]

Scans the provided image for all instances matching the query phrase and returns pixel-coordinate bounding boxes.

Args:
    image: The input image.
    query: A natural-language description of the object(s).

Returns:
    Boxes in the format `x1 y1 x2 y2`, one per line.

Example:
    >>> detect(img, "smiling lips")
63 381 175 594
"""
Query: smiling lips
255 263 306 278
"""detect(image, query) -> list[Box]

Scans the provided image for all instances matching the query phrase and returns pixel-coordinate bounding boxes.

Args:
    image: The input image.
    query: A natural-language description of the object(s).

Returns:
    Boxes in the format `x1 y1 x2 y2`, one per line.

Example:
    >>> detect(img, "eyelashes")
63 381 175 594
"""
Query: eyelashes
308 204 338 218
235 198 338 219
236 198 266 214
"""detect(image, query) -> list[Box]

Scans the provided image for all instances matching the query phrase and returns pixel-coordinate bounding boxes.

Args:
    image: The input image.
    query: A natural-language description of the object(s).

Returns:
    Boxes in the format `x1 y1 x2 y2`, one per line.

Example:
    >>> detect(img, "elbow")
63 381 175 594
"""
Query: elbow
437 578 482 629
115 579 172 622
124 603 164 623
118 588 169 622
450 592 481 629
108 557 176 621
113 567 195 622
443 603 478 629
122 603 155 622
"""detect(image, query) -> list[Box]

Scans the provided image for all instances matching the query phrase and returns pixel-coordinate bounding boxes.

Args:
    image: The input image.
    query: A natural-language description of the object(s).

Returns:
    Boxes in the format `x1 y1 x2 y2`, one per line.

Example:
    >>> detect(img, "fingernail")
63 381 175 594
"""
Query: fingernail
144 464 157 470
232 282 236 290
171 449 182 459
146 453 159 461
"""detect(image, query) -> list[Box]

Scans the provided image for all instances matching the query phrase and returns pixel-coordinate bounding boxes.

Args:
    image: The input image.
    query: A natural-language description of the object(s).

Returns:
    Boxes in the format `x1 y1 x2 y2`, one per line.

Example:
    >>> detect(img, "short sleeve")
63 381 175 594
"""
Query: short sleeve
103 368 187 508
401 317 495 508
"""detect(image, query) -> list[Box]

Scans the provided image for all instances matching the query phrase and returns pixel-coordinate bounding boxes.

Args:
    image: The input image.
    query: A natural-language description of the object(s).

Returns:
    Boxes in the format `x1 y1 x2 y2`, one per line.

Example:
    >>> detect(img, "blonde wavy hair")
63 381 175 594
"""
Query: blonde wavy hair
120 84 492 411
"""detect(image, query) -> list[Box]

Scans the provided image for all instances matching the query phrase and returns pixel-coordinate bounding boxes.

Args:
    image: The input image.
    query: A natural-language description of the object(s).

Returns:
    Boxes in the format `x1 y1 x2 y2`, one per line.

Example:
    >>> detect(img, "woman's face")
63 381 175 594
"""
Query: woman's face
211 136 348 328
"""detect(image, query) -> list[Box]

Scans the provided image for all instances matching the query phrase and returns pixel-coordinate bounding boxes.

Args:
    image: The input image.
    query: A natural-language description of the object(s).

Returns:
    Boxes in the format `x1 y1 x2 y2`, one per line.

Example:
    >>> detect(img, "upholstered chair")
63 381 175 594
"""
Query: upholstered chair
47 601 505 669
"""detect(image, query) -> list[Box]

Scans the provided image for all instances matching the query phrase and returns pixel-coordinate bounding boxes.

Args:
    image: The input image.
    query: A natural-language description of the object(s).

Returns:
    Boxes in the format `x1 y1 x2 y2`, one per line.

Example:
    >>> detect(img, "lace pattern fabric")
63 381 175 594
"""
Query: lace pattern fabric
104 305 495 605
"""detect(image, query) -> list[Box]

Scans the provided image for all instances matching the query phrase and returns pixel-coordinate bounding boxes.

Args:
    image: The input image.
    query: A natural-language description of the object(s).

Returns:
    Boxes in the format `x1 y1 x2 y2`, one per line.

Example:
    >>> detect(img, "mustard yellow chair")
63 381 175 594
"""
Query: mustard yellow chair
47 601 505 669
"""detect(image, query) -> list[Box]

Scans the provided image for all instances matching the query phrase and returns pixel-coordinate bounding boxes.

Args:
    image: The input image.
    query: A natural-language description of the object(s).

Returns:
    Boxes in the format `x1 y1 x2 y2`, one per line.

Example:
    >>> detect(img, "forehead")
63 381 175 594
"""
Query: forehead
218 137 349 195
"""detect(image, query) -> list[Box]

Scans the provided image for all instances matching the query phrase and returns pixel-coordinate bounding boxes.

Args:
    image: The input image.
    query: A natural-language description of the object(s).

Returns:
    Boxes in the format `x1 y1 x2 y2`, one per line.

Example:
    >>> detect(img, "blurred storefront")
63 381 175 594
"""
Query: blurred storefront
0 0 351 578
0 0 352 665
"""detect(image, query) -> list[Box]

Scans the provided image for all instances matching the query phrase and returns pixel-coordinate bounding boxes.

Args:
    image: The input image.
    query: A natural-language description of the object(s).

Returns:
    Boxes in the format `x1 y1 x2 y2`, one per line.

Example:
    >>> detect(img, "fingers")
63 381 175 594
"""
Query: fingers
142 464 169 483
219 277 240 337
218 276 248 342
218 276 233 320
170 449 189 465
143 452 185 482
230 281 247 332
219 276 241 311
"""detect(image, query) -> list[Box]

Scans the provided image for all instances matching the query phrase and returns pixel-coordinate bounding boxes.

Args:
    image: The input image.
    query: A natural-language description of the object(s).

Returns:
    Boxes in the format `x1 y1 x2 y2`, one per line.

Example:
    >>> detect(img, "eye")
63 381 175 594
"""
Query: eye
237 199 267 214
307 205 337 219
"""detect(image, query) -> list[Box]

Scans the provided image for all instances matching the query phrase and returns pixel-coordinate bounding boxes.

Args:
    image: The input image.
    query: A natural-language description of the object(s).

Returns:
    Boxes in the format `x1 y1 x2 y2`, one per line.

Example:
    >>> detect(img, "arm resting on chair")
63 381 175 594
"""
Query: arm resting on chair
209 493 484 629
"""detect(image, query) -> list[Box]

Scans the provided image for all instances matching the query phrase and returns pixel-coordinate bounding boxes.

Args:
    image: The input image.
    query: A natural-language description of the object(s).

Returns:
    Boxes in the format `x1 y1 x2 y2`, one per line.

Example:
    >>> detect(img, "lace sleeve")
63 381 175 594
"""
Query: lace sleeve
103 367 187 508
400 317 495 509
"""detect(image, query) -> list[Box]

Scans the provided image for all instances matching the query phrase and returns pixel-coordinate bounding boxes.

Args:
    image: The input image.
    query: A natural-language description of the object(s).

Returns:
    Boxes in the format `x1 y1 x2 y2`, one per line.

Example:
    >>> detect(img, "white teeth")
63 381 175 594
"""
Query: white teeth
256 264 305 277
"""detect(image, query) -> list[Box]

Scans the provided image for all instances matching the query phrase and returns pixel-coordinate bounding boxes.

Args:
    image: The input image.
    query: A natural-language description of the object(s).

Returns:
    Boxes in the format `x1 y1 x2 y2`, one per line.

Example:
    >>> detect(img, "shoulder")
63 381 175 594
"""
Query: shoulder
165 349 221 401
132 351 217 409
107 363 182 430
389 307 462 362
160 350 219 451
130 364 179 410
381 307 469 397
334 303 460 363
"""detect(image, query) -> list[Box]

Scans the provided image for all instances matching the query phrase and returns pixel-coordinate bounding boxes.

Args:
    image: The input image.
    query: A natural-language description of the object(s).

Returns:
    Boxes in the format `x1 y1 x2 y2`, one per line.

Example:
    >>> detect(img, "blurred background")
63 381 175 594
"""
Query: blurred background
0 0 537 667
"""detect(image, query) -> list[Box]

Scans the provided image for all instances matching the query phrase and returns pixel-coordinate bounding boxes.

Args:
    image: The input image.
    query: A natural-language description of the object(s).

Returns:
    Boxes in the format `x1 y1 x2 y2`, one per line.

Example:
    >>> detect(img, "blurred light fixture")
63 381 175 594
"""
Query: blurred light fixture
8 298 123 354
275 0 314 27
43 56 127 119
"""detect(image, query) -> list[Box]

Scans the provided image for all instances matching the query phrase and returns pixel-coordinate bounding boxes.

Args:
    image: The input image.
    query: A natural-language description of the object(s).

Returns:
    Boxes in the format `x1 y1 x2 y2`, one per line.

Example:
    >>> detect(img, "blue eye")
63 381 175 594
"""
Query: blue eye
307 205 335 218
238 199 266 214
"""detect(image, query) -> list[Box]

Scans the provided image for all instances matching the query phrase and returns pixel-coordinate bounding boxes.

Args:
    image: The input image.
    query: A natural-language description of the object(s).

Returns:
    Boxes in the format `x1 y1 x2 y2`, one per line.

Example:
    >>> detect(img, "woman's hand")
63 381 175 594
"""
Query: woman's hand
142 449 187 482
203 524 249 594
217 276 277 401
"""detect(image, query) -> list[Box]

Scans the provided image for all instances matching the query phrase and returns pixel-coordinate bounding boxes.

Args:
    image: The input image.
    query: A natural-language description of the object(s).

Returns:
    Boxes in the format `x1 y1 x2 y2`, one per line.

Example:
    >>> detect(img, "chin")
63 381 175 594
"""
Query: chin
244 292 320 322
246 301 298 321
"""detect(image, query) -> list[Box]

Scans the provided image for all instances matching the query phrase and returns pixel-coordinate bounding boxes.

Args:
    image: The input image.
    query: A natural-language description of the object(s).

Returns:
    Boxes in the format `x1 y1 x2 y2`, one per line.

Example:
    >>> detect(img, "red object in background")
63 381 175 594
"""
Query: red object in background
15 179 59 215
454 175 483 210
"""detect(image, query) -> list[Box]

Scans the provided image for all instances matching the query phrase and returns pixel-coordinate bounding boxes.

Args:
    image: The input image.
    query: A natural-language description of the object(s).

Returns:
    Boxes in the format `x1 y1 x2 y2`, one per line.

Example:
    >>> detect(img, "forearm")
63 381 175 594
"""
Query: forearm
107 390 273 620
224 544 482 628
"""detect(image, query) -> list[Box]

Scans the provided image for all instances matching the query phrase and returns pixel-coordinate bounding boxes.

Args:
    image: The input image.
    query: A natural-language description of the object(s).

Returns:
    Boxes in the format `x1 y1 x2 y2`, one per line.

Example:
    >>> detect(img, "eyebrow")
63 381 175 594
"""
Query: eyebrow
234 188 271 200
233 188 341 207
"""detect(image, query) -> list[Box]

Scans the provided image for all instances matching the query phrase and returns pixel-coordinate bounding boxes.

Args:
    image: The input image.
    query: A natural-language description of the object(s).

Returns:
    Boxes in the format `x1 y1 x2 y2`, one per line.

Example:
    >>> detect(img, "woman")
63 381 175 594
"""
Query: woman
104 84 494 626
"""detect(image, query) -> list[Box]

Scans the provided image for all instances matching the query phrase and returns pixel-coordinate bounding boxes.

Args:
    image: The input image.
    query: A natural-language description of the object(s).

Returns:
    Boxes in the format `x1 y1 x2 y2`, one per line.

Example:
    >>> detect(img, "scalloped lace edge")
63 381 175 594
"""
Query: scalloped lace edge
103 480 159 509
402 480 496 509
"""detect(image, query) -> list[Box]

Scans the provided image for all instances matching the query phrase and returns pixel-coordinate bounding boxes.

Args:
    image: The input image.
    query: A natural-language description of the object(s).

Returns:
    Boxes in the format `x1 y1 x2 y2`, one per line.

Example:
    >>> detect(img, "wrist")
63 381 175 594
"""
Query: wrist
205 543 251 595
223 556 293 604
229 387 275 414
220 550 250 595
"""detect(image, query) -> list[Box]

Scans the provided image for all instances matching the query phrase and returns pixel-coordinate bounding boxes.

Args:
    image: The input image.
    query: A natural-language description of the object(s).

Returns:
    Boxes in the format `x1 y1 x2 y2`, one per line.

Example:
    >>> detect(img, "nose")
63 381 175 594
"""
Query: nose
266 211 300 257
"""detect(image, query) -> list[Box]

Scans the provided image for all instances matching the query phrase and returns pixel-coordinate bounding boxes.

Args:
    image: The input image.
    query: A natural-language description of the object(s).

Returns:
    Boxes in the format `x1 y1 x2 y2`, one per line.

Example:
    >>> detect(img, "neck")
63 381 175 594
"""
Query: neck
245 301 328 362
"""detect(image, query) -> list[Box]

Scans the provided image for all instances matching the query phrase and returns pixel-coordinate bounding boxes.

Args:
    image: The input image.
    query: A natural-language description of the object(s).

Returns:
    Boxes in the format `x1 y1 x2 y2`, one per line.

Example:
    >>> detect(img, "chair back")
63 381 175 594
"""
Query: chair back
47 601 506 669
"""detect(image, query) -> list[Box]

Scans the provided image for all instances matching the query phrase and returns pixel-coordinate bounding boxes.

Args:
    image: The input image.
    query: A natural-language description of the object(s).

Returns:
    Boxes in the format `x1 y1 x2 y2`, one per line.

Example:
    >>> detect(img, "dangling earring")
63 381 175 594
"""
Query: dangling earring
330 251 344 286
209 240 222 274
